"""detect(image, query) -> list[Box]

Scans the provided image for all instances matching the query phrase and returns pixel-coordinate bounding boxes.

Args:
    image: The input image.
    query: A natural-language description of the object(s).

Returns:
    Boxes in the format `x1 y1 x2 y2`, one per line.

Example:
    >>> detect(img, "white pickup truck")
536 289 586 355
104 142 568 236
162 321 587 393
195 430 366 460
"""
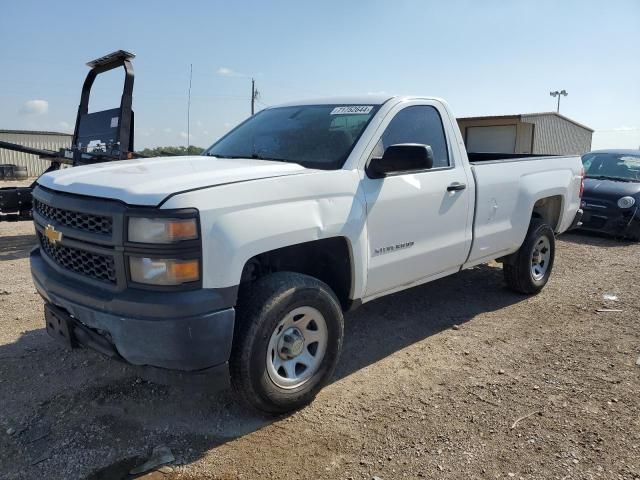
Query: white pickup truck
32 96 584 413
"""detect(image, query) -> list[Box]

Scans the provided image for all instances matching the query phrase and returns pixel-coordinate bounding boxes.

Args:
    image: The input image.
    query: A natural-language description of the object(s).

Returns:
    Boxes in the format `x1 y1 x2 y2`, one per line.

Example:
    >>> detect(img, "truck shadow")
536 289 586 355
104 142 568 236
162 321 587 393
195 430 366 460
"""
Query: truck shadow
0 263 524 479
335 263 518 380
0 233 36 261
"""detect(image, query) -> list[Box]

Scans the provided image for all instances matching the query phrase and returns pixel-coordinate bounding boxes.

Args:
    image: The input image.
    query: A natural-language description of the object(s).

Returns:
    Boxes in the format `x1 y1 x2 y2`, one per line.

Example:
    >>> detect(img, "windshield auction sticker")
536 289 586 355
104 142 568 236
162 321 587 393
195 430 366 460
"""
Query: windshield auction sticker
330 106 373 115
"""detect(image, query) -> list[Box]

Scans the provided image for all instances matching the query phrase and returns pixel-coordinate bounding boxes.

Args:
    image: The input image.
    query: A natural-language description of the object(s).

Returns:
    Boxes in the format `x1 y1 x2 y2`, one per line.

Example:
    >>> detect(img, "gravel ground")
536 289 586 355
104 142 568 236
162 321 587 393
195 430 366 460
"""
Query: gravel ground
0 199 639 479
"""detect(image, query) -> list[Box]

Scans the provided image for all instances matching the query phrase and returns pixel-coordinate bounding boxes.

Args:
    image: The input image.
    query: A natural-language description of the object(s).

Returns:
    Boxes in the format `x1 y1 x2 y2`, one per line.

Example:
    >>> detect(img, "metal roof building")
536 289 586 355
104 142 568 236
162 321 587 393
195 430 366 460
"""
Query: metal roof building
0 130 72 177
457 112 593 156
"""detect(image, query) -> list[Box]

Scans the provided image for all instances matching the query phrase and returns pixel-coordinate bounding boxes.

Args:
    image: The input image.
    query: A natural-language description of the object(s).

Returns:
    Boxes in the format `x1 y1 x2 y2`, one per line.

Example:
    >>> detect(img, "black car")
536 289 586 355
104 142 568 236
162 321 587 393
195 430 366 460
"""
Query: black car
580 149 640 241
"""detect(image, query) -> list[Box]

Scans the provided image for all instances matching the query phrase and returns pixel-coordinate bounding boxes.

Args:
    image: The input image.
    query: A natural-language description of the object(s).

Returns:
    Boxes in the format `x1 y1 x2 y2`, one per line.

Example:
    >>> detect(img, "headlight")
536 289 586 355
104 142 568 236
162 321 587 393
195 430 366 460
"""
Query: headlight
129 257 200 285
617 196 636 209
128 217 198 243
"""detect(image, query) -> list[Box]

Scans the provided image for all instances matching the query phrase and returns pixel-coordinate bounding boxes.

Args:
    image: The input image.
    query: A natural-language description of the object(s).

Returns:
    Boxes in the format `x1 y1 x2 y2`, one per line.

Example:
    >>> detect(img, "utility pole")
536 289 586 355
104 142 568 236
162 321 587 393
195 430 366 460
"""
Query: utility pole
251 78 260 115
187 63 193 149
549 89 568 113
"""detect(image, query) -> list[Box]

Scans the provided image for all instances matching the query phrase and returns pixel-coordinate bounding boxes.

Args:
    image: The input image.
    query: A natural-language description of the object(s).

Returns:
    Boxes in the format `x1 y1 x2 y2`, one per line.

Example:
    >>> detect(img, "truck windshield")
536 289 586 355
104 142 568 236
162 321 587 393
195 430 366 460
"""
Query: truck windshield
204 104 380 170
582 152 640 182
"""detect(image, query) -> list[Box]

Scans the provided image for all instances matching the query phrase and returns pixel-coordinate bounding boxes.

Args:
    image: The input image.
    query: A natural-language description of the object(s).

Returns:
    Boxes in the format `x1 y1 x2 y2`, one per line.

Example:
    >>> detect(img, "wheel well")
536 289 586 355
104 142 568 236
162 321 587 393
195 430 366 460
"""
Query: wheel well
532 195 563 231
240 237 353 310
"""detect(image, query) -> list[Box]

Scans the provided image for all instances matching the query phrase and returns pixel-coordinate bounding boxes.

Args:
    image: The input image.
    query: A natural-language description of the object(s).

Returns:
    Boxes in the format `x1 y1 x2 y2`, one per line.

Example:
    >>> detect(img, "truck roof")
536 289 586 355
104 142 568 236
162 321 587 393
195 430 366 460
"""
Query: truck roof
274 95 395 107
273 95 448 108
271 95 446 108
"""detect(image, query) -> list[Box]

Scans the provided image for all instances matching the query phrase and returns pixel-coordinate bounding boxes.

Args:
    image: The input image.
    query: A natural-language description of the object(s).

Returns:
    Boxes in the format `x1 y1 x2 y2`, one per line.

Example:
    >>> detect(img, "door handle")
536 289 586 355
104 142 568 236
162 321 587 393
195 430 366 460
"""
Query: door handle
447 182 467 192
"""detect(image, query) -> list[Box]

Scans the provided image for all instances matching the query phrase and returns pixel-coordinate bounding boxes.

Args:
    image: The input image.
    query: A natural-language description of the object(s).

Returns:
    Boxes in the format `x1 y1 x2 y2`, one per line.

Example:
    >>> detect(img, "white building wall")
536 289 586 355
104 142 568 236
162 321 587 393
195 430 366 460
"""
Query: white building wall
0 131 72 176
521 114 592 155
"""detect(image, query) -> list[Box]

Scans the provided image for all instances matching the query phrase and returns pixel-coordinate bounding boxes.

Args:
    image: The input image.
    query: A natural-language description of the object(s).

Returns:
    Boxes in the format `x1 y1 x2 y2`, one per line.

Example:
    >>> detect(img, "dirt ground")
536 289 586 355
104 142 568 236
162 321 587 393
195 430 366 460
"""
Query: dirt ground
1 193 639 479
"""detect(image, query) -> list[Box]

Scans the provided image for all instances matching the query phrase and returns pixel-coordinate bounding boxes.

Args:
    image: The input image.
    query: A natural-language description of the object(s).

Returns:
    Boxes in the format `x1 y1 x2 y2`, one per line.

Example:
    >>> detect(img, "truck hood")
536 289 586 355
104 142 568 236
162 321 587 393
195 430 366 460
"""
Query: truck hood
583 177 640 199
37 156 309 206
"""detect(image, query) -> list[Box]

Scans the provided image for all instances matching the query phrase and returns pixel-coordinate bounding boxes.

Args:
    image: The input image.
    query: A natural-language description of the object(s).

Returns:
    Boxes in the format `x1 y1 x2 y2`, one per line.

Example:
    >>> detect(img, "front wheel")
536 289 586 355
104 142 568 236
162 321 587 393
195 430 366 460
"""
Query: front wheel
230 272 344 414
504 218 555 294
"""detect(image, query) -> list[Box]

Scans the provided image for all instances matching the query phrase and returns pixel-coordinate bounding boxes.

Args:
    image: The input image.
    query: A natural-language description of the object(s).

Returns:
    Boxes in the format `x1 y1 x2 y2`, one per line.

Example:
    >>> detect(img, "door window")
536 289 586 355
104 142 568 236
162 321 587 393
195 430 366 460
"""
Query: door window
374 105 450 168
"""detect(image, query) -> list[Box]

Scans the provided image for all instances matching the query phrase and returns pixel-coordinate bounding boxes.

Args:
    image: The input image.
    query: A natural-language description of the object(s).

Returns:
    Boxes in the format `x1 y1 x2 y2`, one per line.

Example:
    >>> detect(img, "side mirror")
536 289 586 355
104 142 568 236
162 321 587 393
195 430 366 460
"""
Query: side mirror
367 144 434 179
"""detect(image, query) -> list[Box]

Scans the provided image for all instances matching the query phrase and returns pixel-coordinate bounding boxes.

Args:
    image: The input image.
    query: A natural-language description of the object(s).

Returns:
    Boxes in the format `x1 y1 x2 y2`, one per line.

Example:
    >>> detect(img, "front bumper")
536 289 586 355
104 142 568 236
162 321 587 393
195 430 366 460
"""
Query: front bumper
31 247 236 373
579 204 640 238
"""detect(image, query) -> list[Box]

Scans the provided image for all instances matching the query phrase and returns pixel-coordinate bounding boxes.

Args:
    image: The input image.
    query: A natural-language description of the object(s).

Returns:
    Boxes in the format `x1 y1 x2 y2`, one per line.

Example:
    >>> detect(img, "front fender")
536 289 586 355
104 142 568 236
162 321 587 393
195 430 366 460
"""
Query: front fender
160 170 368 298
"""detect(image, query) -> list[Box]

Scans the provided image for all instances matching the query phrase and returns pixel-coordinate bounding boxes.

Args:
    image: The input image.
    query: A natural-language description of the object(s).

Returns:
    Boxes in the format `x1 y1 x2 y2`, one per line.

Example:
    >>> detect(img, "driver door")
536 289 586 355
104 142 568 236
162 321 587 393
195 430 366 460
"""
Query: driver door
362 102 472 298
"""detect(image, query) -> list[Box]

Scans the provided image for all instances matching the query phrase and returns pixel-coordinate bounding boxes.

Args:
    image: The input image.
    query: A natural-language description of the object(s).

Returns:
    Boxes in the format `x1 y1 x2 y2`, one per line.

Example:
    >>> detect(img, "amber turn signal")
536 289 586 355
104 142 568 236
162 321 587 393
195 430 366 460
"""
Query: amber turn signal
128 217 199 244
167 259 199 283
129 257 200 285
166 220 198 241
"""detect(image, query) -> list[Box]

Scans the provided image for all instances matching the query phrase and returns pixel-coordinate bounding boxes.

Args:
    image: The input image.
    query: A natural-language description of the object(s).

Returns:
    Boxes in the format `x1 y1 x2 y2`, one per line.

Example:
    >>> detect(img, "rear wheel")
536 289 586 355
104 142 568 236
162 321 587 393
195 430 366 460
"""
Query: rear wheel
504 218 555 294
230 272 344 414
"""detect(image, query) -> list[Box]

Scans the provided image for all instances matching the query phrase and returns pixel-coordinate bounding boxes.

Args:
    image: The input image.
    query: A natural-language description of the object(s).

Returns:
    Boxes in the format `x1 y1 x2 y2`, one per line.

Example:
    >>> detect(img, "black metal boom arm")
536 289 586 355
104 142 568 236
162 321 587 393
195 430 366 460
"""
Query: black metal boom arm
0 140 73 165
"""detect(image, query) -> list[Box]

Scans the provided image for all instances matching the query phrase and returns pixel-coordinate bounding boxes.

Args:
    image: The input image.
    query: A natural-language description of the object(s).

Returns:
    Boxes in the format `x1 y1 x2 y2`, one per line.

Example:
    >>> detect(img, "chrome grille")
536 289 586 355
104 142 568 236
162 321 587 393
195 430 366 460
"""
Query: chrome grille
38 232 116 284
33 199 112 235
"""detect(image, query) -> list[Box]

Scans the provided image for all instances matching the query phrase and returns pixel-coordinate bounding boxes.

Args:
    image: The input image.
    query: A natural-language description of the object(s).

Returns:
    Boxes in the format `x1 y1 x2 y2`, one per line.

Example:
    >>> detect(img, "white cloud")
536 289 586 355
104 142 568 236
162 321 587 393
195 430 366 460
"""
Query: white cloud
217 67 246 77
179 131 195 140
163 127 172 133
20 99 48 115
196 120 203 127
58 121 71 131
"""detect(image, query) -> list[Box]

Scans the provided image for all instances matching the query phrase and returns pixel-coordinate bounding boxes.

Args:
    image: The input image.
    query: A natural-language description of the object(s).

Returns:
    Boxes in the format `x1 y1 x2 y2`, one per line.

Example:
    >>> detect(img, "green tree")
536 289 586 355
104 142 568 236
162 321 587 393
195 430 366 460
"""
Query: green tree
137 145 205 157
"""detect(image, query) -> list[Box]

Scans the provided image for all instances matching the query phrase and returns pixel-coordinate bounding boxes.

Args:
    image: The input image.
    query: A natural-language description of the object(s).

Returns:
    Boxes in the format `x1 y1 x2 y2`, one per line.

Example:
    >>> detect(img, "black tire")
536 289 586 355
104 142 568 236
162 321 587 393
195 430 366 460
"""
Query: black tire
624 230 640 242
230 272 344 414
504 218 555 294
13 165 27 180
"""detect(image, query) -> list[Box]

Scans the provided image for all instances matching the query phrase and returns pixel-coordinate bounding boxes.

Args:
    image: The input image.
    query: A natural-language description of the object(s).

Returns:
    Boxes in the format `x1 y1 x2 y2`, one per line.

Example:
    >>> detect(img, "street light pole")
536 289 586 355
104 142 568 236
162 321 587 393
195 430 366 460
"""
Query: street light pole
549 89 568 113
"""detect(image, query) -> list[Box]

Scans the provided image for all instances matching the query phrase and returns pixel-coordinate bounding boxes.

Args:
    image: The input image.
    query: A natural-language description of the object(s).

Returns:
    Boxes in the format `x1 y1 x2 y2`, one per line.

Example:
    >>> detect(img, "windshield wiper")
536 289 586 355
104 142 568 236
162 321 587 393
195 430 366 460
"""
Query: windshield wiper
205 152 302 166
251 153 286 162
586 175 631 182
205 153 245 159
250 153 303 166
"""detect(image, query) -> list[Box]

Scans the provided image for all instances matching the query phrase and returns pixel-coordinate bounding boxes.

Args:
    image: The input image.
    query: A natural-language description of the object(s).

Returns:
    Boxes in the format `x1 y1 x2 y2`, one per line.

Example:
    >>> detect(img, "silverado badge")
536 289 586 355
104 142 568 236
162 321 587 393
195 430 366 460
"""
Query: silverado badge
44 224 62 245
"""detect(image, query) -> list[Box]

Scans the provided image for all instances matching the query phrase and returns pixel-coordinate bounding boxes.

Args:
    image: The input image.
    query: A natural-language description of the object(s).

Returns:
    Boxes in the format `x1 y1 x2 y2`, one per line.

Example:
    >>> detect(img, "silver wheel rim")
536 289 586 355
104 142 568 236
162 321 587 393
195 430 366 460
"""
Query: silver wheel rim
266 306 328 389
531 236 551 281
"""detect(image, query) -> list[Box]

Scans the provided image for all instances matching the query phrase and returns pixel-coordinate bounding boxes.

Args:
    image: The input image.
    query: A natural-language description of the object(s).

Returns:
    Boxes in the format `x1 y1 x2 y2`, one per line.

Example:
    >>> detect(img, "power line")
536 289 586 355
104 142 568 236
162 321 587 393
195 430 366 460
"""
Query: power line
595 128 640 132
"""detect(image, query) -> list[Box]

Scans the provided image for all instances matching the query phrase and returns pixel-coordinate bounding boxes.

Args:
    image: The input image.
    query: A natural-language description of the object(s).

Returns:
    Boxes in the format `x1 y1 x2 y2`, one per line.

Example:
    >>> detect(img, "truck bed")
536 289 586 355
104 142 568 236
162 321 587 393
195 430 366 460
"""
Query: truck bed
464 153 582 268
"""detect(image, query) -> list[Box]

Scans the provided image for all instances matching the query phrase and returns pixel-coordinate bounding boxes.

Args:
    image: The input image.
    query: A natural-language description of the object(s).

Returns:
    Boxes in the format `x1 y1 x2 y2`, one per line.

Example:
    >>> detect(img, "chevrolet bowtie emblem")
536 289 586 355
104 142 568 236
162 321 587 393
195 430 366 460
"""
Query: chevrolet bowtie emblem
44 224 63 245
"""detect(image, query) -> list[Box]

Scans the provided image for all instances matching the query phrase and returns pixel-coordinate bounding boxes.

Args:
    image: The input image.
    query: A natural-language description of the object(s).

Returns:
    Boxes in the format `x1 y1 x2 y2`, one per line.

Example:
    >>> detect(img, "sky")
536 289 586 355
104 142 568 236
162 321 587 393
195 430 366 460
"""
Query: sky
1 0 639 150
